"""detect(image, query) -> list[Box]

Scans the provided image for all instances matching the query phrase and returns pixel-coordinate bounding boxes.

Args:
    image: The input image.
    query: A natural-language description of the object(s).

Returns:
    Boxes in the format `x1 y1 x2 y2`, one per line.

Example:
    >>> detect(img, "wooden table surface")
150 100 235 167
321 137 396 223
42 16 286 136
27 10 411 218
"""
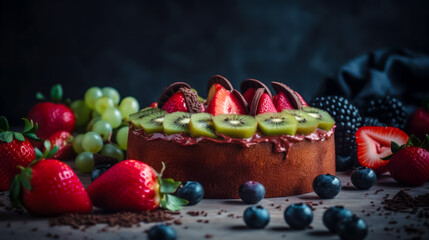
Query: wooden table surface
1 160 429 240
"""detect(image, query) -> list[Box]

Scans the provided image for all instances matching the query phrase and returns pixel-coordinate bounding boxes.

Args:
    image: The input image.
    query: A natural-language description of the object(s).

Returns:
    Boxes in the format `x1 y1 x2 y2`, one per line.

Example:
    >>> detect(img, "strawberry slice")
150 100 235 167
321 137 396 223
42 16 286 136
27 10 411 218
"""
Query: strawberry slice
243 88 257 104
257 93 277 114
206 87 247 116
355 126 409 174
207 83 225 104
162 92 188 113
272 91 294 111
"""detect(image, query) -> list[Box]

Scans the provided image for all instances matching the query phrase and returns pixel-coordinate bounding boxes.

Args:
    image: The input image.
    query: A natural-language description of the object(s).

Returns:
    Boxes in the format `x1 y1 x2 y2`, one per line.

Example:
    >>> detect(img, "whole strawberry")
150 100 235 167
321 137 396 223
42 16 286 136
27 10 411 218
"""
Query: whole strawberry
87 160 188 211
28 84 75 140
0 116 40 191
408 100 429 140
384 135 429 186
10 141 92 216
47 131 74 160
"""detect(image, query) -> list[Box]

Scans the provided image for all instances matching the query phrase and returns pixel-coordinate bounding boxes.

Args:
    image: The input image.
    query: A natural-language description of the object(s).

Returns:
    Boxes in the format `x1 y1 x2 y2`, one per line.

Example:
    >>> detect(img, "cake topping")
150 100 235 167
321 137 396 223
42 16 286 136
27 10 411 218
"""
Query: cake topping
271 81 302 110
158 82 191 108
240 78 272 104
232 89 249 112
206 87 247 116
178 87 202 113
250 88 277 116
206 75 233 94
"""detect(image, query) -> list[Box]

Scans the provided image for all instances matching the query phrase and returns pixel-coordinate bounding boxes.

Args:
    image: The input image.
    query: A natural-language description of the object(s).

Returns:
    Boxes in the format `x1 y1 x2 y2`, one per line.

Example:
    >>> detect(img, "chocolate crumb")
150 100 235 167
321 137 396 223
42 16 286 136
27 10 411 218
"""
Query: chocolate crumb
187 211 200 217
205 234 214 239
204 220 209 224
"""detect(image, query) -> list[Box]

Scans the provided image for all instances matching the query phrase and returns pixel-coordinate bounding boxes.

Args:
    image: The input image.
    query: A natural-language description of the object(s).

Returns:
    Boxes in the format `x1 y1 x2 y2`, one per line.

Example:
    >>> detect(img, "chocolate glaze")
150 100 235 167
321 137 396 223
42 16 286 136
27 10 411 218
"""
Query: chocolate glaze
130 125 335 159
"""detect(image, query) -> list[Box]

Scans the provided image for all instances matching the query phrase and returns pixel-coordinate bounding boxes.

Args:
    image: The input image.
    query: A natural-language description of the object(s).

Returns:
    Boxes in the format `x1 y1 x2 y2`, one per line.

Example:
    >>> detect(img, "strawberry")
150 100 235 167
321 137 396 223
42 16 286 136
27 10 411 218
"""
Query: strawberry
149 102 158 108
207 83 224 104
243 88 257 105
272 91 294 111
9 141 92 216
27 84 75 140
384 135 429 186
162 92 188 113
257 93 277 114
407 100 429 140
294 91 309 107
0 117 40 191
206 87 247 116
87 160 188 211
46 131 74 160
355 126 409 174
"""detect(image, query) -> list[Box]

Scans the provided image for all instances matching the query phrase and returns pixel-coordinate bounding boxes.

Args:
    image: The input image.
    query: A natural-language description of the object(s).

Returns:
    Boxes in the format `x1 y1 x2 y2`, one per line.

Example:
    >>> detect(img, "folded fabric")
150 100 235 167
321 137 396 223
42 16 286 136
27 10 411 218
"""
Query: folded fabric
319 48 429 113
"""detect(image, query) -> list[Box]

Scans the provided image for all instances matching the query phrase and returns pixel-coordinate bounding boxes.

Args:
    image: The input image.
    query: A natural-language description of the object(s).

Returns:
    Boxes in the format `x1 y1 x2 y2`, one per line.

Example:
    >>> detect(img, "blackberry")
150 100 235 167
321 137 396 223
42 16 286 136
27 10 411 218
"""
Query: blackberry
309 96 362 170
360 96 407 129
362 117 386 127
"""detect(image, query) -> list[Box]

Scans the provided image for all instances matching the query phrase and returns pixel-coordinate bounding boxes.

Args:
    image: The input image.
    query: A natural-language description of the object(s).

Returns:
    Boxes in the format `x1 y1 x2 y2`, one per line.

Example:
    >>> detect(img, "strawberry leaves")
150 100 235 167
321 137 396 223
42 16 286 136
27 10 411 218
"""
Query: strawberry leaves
0 116 40 143
35 84 63 103
155 162 189 211
382 134 429 160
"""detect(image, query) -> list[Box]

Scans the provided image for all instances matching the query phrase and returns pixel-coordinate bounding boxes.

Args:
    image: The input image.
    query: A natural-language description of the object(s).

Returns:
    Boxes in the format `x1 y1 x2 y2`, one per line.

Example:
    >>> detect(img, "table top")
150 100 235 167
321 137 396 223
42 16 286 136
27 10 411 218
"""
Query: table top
1 161 429 240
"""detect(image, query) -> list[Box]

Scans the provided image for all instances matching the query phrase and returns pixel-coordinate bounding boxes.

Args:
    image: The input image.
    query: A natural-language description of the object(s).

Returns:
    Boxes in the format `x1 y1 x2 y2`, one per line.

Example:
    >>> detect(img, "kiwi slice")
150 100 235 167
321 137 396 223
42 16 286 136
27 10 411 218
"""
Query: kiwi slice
189 113 217 138
163 112 192 135
255 112 298 136
132 110 167 134
302 107 335 131
213 114 257 139
130 107 163 124
281 110 318 135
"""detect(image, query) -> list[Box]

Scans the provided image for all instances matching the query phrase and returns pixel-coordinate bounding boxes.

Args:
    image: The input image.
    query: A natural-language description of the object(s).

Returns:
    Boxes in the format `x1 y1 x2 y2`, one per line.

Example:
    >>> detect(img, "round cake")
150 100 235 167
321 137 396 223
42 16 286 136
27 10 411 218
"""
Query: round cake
127 75 336 199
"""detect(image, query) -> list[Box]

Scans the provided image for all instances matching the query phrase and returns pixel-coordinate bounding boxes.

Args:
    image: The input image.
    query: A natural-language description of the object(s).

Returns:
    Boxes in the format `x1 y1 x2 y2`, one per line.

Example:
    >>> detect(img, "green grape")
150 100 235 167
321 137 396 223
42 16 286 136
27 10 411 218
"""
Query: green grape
87 116 101 132
92 120 113 141
116 126 129 150
102 87 120 105
72 134 85 154
102 108 122 129
70 99 91 126
101 143 124 162
84 87 103 109
94 96 115 114
75 152 94 173
82 131 104 153
119 96 139 121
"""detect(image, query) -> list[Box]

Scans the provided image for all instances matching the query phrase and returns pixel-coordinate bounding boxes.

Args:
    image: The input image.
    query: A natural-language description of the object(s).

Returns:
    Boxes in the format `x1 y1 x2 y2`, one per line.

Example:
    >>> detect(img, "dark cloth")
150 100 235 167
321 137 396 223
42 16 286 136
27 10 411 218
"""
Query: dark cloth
320 49 429 113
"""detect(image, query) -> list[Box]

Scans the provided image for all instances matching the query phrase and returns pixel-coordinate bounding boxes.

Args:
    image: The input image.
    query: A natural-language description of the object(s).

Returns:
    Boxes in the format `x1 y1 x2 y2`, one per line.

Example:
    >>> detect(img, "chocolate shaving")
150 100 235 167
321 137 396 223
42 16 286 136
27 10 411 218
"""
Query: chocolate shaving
249 88 265 116
240 78 272 97
383 190 429 212
49 210 177 229
271 82 302 109
232 89 249 113
157 82 191 108
206 75 233 94
179 87 201 113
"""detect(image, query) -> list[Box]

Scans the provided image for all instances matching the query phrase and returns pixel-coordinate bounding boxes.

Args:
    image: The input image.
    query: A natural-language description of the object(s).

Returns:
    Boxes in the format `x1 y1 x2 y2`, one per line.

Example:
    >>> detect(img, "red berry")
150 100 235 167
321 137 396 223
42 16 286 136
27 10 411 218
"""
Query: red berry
355 126 408 174
408 107 429 140
162 92 188 113
257 93 277 114
47 131 74 160
273 91 294 111
28 102 75 139
388 147 429 186
206 87 247 116
243 88 257 105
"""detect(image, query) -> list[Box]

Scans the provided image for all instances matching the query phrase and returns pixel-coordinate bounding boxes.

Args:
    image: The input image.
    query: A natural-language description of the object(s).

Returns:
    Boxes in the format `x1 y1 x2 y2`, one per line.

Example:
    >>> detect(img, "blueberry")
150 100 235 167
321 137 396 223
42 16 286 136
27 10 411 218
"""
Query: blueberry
284 203 313 229
336 215 368 240
323 205 353 232
243 205 270 229
148 224 176 240
336 154 356 171
351 166 377 190
313 174 341 199
176 181 204 205
90 164 111 182
238 181 266 204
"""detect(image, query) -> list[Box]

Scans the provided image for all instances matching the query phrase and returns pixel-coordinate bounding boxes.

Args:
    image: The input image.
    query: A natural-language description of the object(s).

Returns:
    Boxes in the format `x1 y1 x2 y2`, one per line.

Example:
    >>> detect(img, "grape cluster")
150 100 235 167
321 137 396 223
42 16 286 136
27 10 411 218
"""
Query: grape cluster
70 87 139 173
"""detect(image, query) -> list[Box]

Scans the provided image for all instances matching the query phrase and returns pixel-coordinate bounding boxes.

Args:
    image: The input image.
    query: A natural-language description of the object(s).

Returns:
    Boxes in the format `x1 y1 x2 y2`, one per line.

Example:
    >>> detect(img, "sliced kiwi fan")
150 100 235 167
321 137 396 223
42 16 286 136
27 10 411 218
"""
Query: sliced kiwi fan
281 110 318 135
189 113 217 138
213 114 257 139
132 109 167 134
301 107 335 131
163 112 192 135
255 112 298 136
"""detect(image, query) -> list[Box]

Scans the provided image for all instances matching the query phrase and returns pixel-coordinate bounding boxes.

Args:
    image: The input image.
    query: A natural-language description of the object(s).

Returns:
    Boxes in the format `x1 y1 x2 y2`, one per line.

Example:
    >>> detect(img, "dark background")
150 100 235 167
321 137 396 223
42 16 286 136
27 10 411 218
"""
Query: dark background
1 0 429 123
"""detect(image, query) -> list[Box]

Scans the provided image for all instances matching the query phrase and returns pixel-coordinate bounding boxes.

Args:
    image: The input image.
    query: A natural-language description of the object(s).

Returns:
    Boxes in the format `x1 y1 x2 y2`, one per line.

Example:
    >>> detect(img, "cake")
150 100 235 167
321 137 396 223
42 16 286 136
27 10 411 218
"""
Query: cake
127 75 336 198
